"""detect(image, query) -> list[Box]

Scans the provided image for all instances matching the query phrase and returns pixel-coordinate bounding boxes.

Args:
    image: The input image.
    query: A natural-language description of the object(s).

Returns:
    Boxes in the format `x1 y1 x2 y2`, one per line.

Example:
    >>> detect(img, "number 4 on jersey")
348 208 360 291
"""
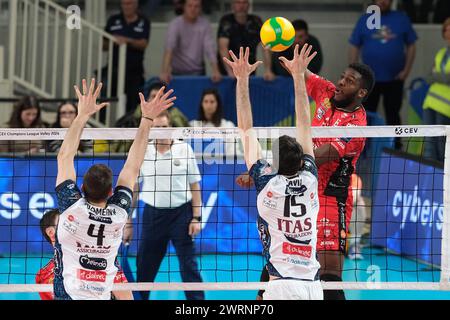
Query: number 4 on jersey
87 224 106 246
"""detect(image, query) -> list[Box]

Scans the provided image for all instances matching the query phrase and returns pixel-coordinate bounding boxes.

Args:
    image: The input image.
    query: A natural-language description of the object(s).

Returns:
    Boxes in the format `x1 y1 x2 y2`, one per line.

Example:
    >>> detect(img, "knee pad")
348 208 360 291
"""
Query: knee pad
320 273 346 300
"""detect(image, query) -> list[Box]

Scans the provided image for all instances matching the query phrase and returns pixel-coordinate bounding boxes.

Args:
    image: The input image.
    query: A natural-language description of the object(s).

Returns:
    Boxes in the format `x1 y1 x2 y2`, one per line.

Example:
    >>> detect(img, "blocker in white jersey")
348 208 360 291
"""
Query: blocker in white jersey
54 180 132 300
223 44 323 300
54 78 176 300
250 155 321 281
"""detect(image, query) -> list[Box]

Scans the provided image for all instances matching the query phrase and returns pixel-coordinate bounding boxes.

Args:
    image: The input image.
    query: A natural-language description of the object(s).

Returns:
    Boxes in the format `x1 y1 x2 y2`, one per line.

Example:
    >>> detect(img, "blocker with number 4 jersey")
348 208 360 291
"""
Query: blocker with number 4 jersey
54 180 132 300
307 73 367 252
249 155 320 281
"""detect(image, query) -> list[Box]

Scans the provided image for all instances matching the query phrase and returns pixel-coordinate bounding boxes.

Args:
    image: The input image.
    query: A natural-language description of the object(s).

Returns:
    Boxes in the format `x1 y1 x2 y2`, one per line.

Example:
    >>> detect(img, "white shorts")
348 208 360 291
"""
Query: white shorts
263 279 323 300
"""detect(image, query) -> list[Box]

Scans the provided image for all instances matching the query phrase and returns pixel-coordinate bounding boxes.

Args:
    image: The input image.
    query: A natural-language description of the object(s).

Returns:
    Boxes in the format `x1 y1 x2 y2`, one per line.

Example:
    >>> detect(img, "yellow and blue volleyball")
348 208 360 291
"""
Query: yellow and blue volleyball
260 17 295 52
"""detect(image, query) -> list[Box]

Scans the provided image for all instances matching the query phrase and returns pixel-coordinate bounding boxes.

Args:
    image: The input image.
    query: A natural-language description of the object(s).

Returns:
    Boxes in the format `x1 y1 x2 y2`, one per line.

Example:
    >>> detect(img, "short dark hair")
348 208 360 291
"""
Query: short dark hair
349 63 375 99
198 88 224 127
292 19 308 33
40 209 59 245
272 135 304 176
82 164 113 202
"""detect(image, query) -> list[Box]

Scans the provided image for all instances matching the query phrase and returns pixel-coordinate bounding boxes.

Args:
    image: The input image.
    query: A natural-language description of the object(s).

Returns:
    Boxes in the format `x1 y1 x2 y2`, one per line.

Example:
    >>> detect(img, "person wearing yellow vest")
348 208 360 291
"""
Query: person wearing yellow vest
423 18 450 162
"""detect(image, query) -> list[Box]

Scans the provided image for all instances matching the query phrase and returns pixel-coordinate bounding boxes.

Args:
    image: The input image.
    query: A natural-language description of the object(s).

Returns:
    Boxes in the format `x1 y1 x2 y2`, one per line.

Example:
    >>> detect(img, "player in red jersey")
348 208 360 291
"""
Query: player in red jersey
36 209 132 300
306 64 374 300
241 62 375 301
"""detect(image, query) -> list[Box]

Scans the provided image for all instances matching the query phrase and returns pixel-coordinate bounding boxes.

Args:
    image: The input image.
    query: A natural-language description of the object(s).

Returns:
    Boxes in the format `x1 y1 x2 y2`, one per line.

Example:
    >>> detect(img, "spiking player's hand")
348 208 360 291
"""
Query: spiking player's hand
223 47 263 79
138 87 177 120
279 43 317 76
74 79 109 118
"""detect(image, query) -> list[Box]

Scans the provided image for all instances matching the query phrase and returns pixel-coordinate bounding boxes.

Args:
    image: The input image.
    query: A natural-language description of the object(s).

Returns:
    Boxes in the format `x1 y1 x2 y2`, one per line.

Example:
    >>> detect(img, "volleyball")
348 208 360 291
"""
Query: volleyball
260 17 295 52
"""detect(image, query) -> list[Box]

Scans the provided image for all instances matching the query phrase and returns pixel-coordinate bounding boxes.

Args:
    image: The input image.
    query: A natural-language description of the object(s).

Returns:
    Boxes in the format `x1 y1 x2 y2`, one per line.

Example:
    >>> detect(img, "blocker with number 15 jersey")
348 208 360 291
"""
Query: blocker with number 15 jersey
249 155 320 281
54 180 132 300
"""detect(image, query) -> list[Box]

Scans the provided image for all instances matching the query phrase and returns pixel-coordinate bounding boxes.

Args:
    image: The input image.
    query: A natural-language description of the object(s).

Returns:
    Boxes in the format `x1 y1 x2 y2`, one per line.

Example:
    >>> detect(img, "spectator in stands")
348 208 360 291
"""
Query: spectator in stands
422 18 450 163
272 19 323 76
349 0 417 149
190 88 240 156
47 102 93 154
189 88 235 128
104 0 151 114
0 96 46 154
217 0 275 81
402 0 450 24
160 0 221 84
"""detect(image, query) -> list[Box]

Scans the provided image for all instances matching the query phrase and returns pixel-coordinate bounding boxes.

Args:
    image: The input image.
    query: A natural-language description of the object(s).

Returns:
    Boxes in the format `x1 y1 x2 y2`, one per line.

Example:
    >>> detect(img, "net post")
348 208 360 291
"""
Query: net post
441 126 450 290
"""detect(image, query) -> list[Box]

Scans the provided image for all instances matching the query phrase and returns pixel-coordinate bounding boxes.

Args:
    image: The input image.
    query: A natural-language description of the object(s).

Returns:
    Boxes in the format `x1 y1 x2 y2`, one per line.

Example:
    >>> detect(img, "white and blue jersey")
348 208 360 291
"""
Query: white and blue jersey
249 155 320 281
54 180 132 300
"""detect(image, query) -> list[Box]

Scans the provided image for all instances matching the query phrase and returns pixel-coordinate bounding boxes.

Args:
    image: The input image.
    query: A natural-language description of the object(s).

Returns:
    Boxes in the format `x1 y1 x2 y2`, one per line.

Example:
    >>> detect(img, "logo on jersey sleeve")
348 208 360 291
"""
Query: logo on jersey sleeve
79 255 107 271
263 198 277 209
62 220 77 234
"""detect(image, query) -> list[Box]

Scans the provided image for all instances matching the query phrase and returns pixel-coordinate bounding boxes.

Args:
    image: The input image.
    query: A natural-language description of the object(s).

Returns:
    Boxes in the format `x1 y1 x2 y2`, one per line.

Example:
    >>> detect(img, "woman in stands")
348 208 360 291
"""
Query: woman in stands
190 88 240 156
47 102 92 153
1 96 46 154
190 88 235 128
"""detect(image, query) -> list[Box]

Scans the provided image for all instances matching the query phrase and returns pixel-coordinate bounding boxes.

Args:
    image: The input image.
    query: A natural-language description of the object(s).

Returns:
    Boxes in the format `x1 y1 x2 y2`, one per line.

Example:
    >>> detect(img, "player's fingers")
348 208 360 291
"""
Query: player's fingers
93 82 103 99
229 50 238 62
239 47 244 60
82 79 88 95
223 57 234 67
278 56 289 65
305 44 313 58
161 88 174 101
244 47 250 61
89 78 96 96
161 102 175 110
251 60 263 70
74 86 82 99
307 51 318 63
98 102 109 110
154 86 165 101
139 92 146 106
299 43 307 58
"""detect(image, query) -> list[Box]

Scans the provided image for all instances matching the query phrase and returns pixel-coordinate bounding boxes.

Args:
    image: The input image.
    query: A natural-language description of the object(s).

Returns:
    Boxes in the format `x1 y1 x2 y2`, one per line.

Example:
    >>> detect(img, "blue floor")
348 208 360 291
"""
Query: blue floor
1 248 450 300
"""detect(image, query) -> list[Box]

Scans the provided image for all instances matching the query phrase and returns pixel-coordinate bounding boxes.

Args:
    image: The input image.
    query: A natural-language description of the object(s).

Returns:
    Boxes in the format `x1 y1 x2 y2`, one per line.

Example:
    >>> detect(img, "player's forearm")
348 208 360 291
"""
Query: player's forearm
123 119 152 176
58 116 89 160
293 74 314 156
236 77 253 131
190 183 202 218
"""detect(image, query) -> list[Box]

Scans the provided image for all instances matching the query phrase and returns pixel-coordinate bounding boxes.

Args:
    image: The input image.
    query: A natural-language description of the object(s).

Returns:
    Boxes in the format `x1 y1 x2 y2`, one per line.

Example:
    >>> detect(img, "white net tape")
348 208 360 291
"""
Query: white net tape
0 126 449 293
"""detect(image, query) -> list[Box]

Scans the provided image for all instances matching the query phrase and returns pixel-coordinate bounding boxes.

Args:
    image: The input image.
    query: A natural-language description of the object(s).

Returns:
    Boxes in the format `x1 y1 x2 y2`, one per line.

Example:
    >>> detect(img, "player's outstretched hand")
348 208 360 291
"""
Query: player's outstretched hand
139 87 176 120
223 47 263 79
279 43 317 76
74 79 109 118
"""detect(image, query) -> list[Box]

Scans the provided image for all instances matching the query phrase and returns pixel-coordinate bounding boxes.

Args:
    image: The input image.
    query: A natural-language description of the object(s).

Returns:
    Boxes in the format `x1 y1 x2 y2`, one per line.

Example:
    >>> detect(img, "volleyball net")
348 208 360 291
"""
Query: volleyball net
0 125 449 296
